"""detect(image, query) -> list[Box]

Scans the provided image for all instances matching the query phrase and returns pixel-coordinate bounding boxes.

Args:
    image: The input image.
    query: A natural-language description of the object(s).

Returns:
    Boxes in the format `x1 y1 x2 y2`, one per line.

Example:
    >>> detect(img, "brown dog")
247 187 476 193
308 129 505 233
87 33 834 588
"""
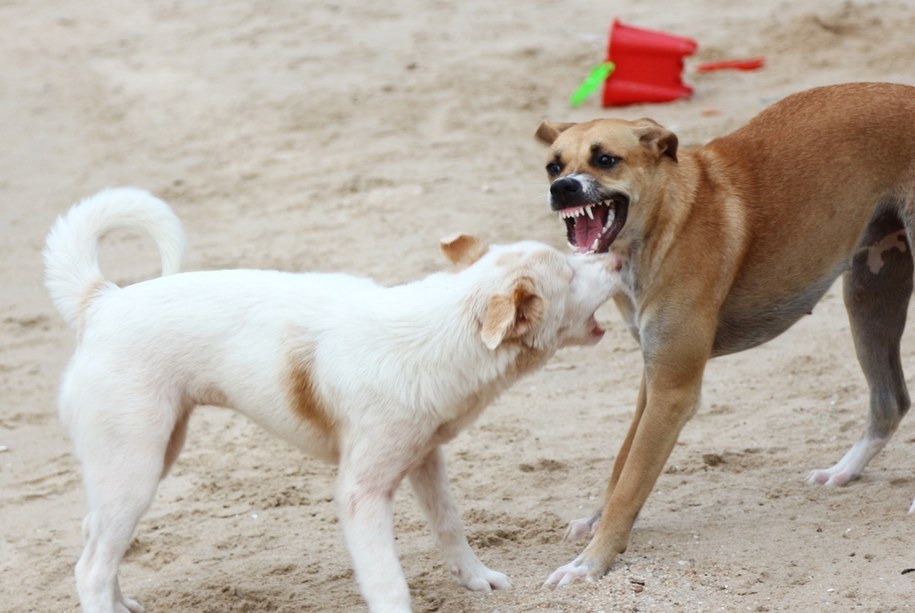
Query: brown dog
535 82 915 585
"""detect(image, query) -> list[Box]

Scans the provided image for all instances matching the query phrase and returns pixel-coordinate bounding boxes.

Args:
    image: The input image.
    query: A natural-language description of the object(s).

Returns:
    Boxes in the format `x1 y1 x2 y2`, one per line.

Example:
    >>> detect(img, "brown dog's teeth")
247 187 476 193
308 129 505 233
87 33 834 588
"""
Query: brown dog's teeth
603 208 615 229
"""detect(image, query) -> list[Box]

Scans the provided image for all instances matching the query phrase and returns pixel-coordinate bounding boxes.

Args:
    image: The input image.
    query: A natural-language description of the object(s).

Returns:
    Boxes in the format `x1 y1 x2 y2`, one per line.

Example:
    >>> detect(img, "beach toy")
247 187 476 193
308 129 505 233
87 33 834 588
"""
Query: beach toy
602 19 697 106
569 61 616 107
568 20 765 107
696 57 766 73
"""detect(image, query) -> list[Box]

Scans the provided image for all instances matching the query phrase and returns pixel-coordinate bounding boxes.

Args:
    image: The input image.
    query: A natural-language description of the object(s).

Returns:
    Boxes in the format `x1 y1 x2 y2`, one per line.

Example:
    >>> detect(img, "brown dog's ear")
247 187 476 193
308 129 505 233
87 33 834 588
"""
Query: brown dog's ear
535 121 576 145
440 233 488 267
480 277 544 350
636 119 679 162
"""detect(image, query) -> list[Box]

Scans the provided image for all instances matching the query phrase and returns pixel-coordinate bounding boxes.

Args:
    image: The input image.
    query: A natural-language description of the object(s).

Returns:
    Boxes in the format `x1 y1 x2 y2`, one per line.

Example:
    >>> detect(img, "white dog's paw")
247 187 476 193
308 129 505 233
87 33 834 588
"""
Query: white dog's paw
543 556 594 587
806 468 858 487
564 515 599 541
451 562 512 592
115 598 144 613
118 590 144 612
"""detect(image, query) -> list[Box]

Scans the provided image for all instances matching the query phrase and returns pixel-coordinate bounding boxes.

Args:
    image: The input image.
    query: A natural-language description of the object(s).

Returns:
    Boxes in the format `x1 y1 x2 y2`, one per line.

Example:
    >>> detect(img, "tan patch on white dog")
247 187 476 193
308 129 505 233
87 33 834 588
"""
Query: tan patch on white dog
440 233 487 267
481 277 543 349
288 342 336 437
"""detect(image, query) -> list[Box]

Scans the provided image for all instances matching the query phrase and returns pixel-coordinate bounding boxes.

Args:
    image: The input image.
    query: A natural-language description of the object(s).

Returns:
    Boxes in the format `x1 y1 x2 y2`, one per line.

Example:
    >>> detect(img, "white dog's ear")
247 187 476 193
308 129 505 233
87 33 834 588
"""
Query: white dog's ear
636 119 679 162
535 121 576 145
440 233 488 267
481 277 544 350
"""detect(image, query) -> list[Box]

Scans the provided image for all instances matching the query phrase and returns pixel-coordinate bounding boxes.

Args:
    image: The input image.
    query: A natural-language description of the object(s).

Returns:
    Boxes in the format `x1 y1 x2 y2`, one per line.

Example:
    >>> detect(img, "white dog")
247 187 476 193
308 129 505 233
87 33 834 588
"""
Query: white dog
43 188 619 613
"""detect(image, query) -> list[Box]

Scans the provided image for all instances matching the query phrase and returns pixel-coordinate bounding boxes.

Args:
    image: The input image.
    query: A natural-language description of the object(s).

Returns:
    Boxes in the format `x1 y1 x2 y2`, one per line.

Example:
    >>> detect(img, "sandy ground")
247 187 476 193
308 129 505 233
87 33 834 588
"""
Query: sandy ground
2 1 915 611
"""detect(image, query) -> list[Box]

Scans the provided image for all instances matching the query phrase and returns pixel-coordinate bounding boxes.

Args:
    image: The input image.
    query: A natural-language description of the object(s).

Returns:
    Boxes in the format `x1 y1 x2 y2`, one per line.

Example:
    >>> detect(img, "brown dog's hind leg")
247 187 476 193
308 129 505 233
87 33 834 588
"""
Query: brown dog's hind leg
808 214 912 487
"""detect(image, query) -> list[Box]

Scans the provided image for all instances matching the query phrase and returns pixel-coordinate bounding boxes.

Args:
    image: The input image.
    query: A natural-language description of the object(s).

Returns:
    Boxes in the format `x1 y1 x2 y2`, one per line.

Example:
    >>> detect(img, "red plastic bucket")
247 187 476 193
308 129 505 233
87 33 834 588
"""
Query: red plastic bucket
602 20 697 106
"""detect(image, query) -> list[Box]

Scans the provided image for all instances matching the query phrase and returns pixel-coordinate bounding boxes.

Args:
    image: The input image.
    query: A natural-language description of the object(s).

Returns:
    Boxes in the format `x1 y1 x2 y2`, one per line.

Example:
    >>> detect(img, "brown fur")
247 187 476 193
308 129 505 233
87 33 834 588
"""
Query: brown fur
480 277 544 349
287 343 337 438
441 232 488 267
536 82 915 582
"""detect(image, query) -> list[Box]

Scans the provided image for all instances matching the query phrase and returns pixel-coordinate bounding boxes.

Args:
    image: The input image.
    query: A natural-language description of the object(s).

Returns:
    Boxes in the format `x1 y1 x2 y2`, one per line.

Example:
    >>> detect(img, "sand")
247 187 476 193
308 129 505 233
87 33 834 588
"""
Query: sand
2 1 914 611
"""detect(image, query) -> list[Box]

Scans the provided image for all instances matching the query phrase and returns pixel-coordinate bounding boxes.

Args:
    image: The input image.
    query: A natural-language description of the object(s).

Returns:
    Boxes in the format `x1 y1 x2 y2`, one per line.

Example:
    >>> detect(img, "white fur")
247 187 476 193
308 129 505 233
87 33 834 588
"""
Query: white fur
806 437 889 487
44 188 619 613
43 187 185 330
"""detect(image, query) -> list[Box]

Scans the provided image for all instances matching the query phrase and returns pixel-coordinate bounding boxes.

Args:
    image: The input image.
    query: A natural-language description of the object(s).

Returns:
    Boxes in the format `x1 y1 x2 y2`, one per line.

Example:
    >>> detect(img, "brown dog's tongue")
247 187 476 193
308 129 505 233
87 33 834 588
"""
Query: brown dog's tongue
573 216 603 251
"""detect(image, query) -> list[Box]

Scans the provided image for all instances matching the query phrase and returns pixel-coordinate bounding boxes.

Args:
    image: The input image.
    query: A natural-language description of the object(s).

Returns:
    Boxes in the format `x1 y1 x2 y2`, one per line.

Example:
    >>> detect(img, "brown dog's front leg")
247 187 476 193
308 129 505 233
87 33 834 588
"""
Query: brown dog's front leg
546 361 705 585
608 374 648 492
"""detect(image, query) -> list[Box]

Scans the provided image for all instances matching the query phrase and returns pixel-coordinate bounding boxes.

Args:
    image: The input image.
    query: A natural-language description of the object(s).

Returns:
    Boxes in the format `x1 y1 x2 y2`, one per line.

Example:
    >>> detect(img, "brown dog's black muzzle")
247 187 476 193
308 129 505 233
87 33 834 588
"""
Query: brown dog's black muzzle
549 177 588 210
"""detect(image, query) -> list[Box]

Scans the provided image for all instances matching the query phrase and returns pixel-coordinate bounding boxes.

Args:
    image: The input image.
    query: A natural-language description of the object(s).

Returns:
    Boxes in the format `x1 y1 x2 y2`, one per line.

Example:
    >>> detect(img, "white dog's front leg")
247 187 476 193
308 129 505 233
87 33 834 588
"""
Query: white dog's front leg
408 447 512 592
337 453 412 613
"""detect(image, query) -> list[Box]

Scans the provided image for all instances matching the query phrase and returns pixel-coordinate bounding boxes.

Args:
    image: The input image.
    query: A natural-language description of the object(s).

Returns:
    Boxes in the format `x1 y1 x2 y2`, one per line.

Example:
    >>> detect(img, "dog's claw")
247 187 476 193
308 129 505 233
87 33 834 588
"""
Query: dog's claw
563 515 599 541
453 564 512 592
806 438 886 488
806 468 858 487
117 598 144 613
544 557 594 587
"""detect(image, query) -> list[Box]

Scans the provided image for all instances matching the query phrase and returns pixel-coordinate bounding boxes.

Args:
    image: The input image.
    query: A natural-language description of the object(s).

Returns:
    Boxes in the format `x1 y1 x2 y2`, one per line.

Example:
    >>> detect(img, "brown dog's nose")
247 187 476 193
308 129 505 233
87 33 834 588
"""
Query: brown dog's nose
550 177 583 209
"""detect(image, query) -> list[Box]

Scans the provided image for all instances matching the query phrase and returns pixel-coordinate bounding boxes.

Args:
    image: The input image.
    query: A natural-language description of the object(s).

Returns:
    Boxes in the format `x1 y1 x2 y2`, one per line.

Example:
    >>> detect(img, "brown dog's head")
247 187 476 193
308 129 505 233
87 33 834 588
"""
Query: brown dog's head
535 118 678 254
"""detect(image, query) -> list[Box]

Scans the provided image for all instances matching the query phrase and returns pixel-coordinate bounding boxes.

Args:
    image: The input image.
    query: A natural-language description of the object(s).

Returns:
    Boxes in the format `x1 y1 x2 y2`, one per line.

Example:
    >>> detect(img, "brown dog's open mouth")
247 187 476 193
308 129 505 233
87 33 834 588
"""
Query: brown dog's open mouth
559 197 629 254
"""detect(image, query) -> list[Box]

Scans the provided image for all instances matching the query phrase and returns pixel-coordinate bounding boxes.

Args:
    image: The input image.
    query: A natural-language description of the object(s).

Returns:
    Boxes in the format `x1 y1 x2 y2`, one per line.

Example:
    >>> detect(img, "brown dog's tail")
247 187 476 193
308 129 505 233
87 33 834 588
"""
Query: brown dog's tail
43 187 186 330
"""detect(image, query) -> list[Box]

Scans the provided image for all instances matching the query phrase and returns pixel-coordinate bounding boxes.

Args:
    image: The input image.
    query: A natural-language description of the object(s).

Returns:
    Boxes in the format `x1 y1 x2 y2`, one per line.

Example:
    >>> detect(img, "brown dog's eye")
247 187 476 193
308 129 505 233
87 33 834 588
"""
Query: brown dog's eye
595 154 619 169
546 162 562 176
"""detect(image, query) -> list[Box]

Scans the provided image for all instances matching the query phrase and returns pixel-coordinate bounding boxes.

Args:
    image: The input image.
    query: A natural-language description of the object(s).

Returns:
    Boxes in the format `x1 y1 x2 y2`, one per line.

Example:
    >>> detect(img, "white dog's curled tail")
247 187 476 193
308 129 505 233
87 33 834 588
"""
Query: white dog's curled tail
43 187 186 329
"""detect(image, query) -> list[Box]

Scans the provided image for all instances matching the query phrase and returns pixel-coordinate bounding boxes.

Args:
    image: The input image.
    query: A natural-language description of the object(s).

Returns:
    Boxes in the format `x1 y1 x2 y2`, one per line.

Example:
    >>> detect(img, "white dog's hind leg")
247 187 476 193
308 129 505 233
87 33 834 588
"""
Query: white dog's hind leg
77 456 162 613
70 393 176 613
408 447 511 592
